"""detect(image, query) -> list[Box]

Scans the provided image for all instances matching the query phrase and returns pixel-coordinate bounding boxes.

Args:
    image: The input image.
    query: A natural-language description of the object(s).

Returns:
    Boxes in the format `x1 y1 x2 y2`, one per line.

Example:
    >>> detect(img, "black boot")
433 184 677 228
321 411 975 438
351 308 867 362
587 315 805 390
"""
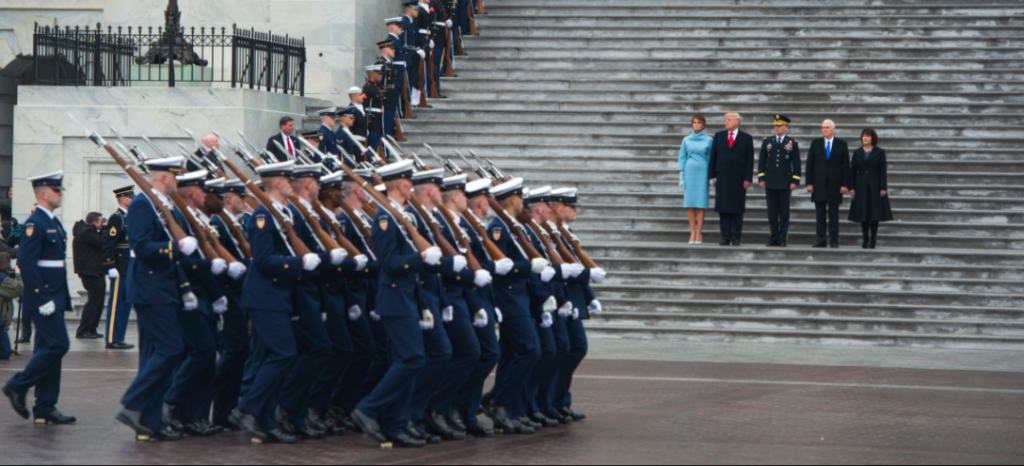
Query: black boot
161 403 184 432
265 428 299 444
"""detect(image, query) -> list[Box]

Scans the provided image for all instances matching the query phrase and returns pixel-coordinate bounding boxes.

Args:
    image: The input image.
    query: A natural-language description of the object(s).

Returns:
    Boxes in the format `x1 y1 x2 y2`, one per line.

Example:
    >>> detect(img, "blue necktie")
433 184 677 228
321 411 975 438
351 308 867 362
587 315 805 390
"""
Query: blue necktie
826 141 832 161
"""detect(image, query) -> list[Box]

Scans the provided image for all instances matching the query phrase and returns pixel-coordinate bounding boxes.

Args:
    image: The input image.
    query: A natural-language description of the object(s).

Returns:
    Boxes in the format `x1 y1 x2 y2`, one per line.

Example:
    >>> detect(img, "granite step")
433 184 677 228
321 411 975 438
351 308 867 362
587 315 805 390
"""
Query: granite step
442 89 1024 103
442 78 1024 93
474 15 1024 28
473 25 1024 38
485 5 1024 15
454 68 1024 81
582 193 1024 211
489 0 1024 6
468 46 1024 60
465 37 1024 50
581 205 1024 225
457 56 1024 69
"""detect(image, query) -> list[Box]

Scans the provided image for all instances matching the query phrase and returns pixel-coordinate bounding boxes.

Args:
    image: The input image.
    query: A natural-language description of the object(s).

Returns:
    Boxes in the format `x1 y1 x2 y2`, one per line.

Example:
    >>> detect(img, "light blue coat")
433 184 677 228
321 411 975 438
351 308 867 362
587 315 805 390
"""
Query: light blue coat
678 131 713 209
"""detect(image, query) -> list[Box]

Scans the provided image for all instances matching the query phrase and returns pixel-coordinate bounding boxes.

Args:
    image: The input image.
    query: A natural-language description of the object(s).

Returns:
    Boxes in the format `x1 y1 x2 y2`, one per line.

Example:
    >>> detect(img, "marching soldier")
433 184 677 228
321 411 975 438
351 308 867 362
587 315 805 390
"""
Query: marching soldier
317 108 341 158
1 171 76 426
363 65 386 156
759 115 801 247
101 186 136 350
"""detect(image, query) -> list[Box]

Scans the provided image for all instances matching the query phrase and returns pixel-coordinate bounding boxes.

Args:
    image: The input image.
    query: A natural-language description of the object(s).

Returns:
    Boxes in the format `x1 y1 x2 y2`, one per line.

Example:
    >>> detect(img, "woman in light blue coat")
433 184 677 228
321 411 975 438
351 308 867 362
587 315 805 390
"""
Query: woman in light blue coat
678 114 712 245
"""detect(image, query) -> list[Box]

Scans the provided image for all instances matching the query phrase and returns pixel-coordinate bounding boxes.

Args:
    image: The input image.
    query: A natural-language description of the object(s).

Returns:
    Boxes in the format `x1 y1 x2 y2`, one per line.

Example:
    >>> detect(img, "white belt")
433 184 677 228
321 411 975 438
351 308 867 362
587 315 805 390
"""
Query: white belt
38 260 65 268
418 29 429 34
393 61 406 66
353 136 367 142
369 108 383 113
434 22 446 27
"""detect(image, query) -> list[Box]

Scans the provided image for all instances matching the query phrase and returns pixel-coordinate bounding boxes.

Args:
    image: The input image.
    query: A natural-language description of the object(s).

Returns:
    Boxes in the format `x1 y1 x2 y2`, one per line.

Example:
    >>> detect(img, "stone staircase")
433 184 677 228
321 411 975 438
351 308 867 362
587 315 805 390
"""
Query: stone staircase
402 0 1024 349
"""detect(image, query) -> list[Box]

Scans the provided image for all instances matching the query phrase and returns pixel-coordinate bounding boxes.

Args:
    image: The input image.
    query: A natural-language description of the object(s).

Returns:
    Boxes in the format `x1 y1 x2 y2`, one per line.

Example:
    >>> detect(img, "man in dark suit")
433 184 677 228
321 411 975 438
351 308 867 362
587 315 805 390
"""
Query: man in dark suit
805 119 850 248
266 116 303 162
708 112 755 246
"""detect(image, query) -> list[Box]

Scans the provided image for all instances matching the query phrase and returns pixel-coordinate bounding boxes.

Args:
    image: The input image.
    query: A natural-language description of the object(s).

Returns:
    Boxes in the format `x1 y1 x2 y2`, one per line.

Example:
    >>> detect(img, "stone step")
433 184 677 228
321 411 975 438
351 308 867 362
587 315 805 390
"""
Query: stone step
582 324 1024 350
600 271 1024 294
486 5 1024 15
454 68 1024 82
442 78 1024 93
579 227 1024 249
412 109 1024 127
583 193 1024 211
489 0 1024 5
403 130 1023 148
582 205 1024 225
468 46 1024 60
442 88 1024 103
594 283 1022 307
466 36 1024 50
593 256 1024 281
457 56 1024 69
474 25 1024 38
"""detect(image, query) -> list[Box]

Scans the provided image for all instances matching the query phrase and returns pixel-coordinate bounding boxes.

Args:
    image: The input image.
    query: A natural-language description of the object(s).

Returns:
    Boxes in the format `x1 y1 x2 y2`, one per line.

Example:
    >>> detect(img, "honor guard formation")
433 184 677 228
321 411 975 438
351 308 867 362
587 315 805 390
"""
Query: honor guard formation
2 7 606 444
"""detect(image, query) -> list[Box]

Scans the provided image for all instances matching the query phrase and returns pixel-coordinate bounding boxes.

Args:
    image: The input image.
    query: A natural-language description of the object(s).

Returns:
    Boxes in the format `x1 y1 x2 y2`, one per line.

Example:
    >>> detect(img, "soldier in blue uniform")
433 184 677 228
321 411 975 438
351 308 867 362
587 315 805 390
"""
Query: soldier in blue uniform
450 178 508 438
402 1 425 106
376 42 399 141
317 108 341 158
1 171 76 426
344 87 369 143
115 157 194 441
363 65 386 156
101 186 136 350
483 178 553 434
335 106 361 159
202 179 253 430
350 160 436 448
759 115 802 247
386 17 408 118
229 161 311 444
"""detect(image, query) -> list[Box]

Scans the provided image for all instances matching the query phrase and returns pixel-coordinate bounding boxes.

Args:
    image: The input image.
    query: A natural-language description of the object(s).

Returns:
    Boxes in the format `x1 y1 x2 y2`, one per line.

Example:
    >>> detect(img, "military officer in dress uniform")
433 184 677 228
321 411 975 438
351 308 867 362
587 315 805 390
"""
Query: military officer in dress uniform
317 108 341 158
339 87 368 148
350 160 437 449
102 186 136 350
376 42 400 141
759 115 802 247
416 0 435 102
1 171 76 426
429 0 449 98
386 17 408 118
402 1 424 106
115 157 194 441
363 65 386 156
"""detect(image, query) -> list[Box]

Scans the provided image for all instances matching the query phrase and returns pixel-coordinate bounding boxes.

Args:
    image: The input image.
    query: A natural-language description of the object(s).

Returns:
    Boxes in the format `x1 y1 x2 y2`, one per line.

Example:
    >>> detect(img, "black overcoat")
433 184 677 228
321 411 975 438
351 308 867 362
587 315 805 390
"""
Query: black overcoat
708 129 755 214
847 147 894 223
804 137 851 205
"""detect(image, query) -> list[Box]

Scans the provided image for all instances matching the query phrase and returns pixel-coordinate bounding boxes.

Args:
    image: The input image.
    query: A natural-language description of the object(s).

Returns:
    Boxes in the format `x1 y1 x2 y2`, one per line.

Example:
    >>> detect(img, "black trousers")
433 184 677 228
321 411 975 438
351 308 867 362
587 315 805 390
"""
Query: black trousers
719 213 744 243
815 202 841 244
766 189 792 243
77 274 106 336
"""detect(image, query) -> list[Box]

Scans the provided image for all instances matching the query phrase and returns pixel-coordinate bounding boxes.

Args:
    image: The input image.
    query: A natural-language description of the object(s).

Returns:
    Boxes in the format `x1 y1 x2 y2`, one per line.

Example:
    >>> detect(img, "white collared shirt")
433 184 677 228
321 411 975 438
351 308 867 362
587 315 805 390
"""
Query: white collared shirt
729 129 738 141
352 103 365 115
119 206 128 215
37 205 55 219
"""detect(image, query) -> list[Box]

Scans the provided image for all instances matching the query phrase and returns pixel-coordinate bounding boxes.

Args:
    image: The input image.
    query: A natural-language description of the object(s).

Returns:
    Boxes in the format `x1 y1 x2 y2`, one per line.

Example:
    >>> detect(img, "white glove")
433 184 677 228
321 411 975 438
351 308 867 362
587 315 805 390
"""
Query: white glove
472 309 488 328
530 258 549 274
348 305 362 321
423 247 442 266
473 269 492 288
430 39 435 49
540 266 555 283
227 261 247 280
212 296 229 314
540 311 553 328
217 315 225 332
417 49 426 59
108 269 119 279
542 296 557 313
558 301 573 318
446 19 453 28
572 307 579 320
370 311 381 322
179 237 198 256
590 267 607 283
494 258 514 276
38 300 56 317
442 306 454 323
494 307 503 324
182 292 198 311
452 255 467 273
420 309 435 330
321 312 328 322
589 299 602 316
354 255 369 271
303 253 322 271
563 263 585 279
211 258 228 276
330 248 348 266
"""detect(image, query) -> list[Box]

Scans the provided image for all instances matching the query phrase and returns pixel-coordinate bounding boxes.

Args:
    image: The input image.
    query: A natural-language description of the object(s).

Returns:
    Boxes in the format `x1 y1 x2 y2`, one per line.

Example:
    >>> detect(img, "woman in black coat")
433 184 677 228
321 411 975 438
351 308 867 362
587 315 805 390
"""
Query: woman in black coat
848 128 893 249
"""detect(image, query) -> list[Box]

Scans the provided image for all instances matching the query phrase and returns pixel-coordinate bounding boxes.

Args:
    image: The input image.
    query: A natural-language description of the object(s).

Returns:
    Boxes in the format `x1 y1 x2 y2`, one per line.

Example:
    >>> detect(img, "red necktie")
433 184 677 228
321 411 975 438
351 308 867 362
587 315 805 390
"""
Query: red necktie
728 132 735 149
285 136 294 159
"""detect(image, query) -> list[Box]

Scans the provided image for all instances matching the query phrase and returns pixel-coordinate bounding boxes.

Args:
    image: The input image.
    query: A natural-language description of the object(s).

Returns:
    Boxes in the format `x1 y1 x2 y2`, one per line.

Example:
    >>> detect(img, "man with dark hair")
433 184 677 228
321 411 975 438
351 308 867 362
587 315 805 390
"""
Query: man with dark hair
267 116 303 162
72 211 105 340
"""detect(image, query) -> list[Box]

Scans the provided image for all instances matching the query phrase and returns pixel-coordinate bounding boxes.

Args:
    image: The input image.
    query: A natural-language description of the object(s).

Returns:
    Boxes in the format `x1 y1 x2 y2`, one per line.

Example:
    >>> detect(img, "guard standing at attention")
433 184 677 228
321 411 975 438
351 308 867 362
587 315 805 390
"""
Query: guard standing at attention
758 115 801 247
317 108 341 158
376 42 399 140
363 65 386 155
1 171 76 426
386 17 408 118
101 186 136 350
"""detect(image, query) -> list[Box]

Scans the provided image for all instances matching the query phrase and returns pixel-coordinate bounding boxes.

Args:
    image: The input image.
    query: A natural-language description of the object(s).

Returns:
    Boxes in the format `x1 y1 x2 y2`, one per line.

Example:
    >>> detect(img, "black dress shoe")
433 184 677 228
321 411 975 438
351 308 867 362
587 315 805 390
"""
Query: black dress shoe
307 408 330 433
487 405 517 432
274 406 298 435
732 240 741 246
266 428 298 444
517 415 542 430
465 423 494 438
2 384 29 419
152 427 184 441
830 241 839 249
779 240 787 247
719 240 731 246
299 425 326 440
16 337 30 344
547 411 572 424
766 240 778 247
328 406 358 432
351 408 386 442
509 418 535 435
76 332 103 340
480 392 496 419
869 237 877 249
183 420 217 436
560 406 586 421
106 342 134 350
447 408 467 432
161 403 184 432
38 410 76 425
425 409 461 439
530 412 558 428
214 423 240 432
116 408 155 437
812 242 827 248
228 408 268 441
388 432 427 448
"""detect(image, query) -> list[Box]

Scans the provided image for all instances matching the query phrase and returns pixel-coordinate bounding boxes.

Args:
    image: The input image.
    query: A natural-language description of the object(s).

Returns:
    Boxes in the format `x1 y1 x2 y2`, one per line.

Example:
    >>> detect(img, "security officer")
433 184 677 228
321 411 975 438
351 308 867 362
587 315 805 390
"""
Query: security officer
229 160 313 444
759 115 801 247
484 178 552 434
115 157 194 441
317 108 341 158
350 159 437 449
101 185 136 350
1 171 75 426
376 42 399 140
386 17 408 118
363 65 386 156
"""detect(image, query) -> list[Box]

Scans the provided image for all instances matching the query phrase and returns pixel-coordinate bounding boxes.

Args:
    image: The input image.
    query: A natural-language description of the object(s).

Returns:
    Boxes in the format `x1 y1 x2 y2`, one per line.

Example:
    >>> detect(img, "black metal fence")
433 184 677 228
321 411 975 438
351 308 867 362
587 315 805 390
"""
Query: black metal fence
32 23 305 95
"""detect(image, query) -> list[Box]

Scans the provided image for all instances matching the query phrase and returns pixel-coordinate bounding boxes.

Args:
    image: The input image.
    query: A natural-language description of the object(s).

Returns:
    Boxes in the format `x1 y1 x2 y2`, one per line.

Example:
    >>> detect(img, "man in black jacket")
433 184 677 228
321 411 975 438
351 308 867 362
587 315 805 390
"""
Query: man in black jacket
266 116 303 162
72 212 105 339
708 112 755 246
805 119 851 248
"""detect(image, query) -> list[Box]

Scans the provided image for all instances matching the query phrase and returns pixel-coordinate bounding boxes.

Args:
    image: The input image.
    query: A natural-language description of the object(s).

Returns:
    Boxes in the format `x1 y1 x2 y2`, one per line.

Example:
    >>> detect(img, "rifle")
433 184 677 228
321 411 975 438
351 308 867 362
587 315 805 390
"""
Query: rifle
418 49 429 108
428 45 441 99
395 114 406 142
444 27 455 78
11 298 21 355
516 208 564 267
211 136 312 257
293 137 433 252
402 71 415 118
68 114 189 244
468 8 480 36
455 25 466 55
